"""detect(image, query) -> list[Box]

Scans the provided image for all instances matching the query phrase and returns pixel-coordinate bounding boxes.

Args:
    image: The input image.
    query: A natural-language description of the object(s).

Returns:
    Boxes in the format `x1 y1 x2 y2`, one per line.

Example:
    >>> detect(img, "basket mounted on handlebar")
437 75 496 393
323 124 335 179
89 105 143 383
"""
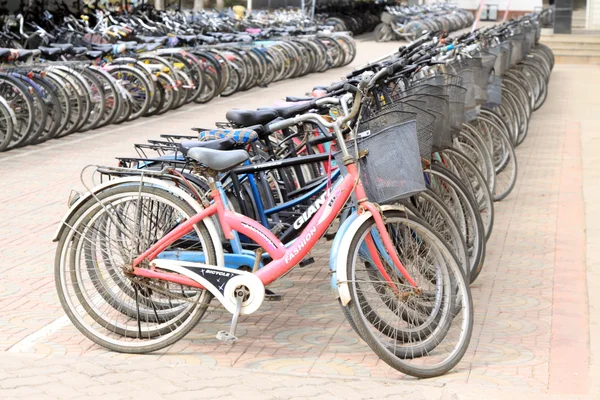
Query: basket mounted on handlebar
334 109 426 204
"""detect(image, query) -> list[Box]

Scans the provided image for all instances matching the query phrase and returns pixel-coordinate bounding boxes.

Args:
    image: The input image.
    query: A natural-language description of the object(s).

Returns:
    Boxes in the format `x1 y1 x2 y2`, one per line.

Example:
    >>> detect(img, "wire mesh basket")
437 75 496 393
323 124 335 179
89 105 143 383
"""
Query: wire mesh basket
411 73 463 88
403 91 450 151
444 84 467 135
510 34 525 66
524 26 537 53
335 114 426 204
485 75 503 107
368 85 437 161
474 50 497 105
501 41 513 72
449 58 478 111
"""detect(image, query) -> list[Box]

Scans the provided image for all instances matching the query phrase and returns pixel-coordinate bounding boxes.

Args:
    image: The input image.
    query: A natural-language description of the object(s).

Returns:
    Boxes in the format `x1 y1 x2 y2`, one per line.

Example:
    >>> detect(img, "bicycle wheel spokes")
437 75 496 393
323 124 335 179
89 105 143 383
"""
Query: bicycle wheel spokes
346 211 472 378
56 186 216 353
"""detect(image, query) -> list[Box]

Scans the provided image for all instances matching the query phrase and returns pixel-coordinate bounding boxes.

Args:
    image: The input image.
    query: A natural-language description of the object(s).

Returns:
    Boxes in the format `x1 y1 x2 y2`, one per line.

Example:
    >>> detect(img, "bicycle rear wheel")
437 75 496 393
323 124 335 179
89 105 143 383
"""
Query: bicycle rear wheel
55 185 217 353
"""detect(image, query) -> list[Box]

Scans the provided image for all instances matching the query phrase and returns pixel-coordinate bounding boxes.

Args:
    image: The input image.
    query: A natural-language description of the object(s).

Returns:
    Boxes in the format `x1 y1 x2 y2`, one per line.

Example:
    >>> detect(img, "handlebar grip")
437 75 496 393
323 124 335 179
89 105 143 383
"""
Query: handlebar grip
343 83 358 93
388 58 406 75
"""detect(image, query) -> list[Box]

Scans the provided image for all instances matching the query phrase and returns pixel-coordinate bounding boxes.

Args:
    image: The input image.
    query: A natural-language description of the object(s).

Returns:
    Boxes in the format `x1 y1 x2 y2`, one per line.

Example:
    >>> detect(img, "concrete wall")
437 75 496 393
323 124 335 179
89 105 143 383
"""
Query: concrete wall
450 0 543 12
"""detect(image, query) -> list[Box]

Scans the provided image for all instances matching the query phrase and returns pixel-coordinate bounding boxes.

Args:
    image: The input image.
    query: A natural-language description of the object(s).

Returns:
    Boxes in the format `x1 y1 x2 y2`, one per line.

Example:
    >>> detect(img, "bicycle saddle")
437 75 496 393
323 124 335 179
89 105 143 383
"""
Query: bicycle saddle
177 35 197 43
186 147 249 172
137 35 168 44
92 44 115 52
85 50 104 60
15 49 39 61
178 137 237 155
145 42 162 52
72 47 89 56
260 102 316 119
226 109 278 127
50 43 74 52
197 34 216 44
39 46 62 59
195 128 259 144
0 48 11 59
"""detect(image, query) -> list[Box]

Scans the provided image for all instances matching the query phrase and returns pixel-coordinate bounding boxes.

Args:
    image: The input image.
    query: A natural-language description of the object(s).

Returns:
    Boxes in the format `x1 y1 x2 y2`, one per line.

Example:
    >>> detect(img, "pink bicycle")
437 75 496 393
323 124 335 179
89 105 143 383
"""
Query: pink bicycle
54 72 472 378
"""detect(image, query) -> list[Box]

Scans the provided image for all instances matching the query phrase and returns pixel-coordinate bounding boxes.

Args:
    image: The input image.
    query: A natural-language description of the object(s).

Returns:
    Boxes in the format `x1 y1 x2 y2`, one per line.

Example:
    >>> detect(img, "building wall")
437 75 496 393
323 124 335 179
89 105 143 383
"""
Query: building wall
450 0 543 12
590 0 600 27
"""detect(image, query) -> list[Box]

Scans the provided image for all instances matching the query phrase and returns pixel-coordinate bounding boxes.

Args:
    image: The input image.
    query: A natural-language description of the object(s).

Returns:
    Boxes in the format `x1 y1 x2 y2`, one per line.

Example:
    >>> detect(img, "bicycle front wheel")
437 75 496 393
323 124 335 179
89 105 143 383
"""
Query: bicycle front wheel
343 210 473 378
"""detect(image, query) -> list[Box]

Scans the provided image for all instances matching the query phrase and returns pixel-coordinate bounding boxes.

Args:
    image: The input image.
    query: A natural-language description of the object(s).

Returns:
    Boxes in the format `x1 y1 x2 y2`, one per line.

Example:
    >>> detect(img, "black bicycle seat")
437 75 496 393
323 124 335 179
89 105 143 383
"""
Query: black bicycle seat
85 50 104 59
260 102 316 119
50 43 74 52
137 35 168 44
39 46 62 58
15 49 38 61
226 109 279 127
177 35 197 43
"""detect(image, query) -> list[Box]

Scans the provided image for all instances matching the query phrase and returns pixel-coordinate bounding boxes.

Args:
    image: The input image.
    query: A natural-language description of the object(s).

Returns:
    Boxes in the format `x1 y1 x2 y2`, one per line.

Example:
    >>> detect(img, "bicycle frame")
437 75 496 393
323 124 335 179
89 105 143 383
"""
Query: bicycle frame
131 161 417 290
132 79 419 299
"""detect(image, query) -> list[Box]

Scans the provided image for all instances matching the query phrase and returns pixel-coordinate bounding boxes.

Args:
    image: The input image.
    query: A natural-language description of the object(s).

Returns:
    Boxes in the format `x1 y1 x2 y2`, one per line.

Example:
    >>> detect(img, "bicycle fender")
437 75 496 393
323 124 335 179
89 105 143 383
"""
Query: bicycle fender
332 211 372 306
52 177 225 269
332 205 406 306
328 211 359 300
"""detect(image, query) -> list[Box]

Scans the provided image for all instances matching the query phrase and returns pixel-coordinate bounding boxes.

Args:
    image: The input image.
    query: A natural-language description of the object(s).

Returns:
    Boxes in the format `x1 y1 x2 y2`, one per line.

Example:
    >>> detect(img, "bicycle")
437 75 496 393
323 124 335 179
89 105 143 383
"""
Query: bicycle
55 71 473 378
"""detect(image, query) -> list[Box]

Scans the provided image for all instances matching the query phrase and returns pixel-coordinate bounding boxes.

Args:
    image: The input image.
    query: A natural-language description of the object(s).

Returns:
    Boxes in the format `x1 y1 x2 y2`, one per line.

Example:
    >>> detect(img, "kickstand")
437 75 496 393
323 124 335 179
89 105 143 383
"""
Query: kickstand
216 291 244 345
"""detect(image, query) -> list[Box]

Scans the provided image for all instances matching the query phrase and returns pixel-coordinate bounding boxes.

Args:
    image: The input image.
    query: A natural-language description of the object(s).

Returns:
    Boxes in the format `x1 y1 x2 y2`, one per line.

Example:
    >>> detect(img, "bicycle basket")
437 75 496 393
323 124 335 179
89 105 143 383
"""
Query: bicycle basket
335 116 425 204
510 35 525 66
449 59 477 111
402 90 451 151
501 41 513 72
473 50 497 104
380 12 394 24
444 84 467 133
485 75 503 107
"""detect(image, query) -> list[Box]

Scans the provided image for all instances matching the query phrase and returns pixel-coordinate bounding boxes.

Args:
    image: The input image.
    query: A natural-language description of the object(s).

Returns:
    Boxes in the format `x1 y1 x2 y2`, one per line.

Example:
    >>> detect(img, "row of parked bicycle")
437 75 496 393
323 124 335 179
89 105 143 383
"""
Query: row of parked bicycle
53 10 553 379
375 4 475 42
0 30 356 152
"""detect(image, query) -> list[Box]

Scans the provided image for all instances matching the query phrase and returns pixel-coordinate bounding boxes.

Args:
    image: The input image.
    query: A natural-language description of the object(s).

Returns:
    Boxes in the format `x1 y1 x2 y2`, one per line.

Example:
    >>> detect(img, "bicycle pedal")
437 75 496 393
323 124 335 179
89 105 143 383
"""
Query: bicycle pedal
299 257 315 268
265 288 284 301
216 330 238 345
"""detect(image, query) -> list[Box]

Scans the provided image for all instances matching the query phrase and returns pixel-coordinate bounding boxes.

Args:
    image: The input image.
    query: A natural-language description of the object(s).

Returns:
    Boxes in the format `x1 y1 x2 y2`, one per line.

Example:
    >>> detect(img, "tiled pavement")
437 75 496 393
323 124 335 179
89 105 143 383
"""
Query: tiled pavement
0 41 598 399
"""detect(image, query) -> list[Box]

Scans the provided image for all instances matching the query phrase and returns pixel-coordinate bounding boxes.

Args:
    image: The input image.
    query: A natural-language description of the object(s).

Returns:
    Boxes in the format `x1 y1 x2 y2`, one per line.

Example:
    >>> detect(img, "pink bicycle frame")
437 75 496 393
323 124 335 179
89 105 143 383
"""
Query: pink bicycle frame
132 160 417 290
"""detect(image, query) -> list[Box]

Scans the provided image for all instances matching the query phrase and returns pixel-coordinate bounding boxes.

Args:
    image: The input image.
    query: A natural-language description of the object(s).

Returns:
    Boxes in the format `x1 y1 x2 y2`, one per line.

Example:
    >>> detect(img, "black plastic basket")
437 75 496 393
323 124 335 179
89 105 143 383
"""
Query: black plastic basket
335 115 426 204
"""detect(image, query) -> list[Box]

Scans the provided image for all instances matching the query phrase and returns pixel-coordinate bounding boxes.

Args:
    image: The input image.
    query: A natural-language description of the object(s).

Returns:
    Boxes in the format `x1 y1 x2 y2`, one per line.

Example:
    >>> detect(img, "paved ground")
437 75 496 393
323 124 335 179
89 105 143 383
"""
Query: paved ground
0 39 598 399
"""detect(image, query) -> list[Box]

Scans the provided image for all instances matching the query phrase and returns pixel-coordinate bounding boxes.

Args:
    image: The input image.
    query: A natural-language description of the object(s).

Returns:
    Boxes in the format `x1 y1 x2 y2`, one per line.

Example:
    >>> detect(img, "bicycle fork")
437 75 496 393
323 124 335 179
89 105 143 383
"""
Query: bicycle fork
359 202 418 290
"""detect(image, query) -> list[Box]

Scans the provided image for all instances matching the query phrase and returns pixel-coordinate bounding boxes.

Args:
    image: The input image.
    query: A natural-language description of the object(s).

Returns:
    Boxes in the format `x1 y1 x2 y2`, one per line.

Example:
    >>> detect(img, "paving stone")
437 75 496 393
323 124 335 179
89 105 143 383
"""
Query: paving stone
0 40 598 400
